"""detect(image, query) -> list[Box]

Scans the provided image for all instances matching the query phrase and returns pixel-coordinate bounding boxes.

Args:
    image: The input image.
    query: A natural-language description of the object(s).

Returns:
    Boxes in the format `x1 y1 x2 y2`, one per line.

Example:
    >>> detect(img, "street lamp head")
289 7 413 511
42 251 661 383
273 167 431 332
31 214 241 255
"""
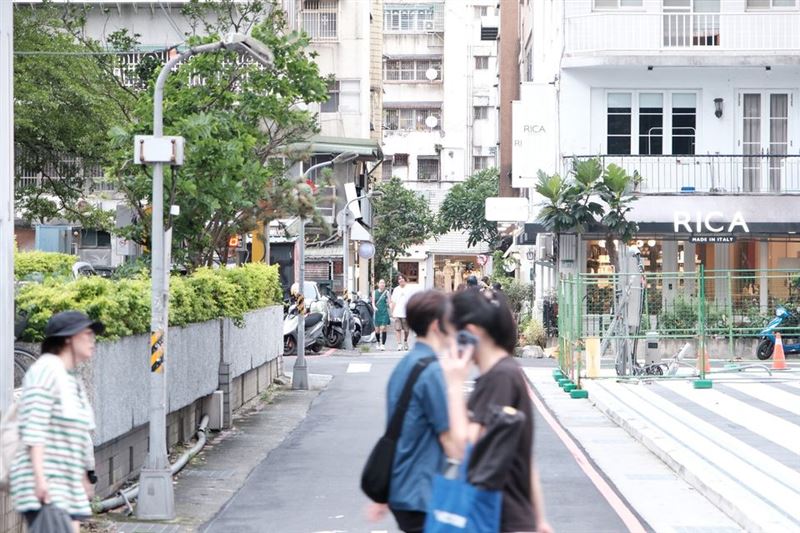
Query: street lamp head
368 190 384 198
222 33 274 68
332 151 359 164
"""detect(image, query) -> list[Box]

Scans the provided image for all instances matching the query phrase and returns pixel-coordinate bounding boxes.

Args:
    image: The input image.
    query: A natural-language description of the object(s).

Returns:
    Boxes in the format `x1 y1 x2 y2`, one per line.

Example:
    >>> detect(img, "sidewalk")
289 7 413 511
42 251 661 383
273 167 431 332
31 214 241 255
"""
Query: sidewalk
580 373 800 533
524 367 744 533
93 374 332 533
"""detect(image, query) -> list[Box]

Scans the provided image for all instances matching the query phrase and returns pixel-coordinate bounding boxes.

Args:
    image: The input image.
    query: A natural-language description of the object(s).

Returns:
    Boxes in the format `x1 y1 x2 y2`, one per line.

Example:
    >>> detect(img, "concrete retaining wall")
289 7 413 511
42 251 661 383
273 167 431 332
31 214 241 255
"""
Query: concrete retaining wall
1 305 284 528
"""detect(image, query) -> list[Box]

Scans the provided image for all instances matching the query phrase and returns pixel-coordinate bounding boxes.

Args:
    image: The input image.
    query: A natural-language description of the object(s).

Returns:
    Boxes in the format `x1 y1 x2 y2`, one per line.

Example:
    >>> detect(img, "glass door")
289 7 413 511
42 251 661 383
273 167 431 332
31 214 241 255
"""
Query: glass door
739 91 791 192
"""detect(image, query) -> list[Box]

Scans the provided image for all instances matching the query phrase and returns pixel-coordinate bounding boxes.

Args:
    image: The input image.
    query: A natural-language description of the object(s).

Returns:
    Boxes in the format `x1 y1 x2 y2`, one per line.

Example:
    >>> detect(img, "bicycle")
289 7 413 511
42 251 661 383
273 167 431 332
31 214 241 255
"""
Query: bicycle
13 308 38 389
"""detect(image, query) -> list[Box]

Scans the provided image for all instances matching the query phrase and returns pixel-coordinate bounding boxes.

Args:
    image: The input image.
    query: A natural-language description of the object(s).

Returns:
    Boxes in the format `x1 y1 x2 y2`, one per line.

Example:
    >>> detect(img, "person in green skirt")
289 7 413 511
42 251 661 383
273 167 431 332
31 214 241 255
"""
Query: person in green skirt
372 279 391 350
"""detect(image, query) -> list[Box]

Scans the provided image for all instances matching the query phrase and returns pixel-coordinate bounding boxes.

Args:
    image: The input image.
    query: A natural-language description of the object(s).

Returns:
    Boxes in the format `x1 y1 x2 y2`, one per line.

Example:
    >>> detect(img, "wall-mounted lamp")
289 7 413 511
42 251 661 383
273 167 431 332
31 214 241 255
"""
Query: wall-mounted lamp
714 97 723 119
766 65 772 71
647 65 654 71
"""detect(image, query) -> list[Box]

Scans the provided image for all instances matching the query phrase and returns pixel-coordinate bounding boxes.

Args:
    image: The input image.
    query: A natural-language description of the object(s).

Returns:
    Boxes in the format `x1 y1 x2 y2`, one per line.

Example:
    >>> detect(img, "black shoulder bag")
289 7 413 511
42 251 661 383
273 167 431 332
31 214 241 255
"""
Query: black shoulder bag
361 356 437 504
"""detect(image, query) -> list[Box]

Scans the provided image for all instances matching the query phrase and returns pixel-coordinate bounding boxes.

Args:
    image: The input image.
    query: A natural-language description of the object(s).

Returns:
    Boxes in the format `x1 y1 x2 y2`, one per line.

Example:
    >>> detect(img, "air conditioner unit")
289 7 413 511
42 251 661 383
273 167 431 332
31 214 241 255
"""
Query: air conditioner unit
424 21 435 31
538 234 554 262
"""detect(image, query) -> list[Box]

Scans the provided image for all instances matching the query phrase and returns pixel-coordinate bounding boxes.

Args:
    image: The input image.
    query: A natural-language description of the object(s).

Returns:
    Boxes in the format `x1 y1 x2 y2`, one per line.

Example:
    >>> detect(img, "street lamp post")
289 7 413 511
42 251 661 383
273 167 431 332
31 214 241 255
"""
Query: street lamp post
136 34 274 520
292 151 357 391
342 191 382 351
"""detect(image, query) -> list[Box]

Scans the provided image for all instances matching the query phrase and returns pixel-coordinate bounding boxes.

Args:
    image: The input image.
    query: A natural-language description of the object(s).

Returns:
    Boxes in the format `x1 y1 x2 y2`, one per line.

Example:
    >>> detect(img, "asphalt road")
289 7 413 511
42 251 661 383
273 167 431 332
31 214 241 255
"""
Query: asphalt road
201 349 639 533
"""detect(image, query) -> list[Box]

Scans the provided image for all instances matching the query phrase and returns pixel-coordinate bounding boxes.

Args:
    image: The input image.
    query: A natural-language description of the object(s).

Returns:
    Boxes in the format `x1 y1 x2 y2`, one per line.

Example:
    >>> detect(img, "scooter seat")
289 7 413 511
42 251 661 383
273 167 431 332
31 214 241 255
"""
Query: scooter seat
305 313 323 327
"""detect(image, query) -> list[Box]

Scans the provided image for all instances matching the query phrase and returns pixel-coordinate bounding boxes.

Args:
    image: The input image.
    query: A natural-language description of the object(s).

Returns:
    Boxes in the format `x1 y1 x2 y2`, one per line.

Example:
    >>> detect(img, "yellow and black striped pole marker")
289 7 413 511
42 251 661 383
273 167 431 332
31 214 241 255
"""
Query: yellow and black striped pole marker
150 330 164 373
296 293 305 315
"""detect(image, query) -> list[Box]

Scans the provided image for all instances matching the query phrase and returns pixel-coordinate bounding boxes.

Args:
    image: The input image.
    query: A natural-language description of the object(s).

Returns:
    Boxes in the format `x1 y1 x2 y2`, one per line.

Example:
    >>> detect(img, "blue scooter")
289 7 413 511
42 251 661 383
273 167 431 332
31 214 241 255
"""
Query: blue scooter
755 306 800 360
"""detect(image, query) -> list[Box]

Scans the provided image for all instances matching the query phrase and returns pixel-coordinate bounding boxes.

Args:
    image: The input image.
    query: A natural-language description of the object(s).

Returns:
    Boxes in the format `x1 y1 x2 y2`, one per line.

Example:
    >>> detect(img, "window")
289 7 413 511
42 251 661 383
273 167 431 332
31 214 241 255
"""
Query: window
321 80 339 112
383 108 442 131
417 157 440 181
474 6 488 16
80 229 111 248
384 58 442 82
338 80 360 113
671 93 696 155
475 56 489 70
594 0 642 8
607 93 632 155
382 159 393 179
394 153 409 166
747 0 795 7
524 47 533 82
473 106 489 120
639 93 663 155
384 5 437 32
606 91 697 155
302 0 338 40
473 156 492 170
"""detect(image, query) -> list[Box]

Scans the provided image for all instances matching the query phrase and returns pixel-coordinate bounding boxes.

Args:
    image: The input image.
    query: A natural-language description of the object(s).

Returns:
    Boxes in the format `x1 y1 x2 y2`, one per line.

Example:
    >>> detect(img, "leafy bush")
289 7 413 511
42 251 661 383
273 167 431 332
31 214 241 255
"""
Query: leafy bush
14 251 75 280
523 319 546 348
15 264 282 341
657 296 727 336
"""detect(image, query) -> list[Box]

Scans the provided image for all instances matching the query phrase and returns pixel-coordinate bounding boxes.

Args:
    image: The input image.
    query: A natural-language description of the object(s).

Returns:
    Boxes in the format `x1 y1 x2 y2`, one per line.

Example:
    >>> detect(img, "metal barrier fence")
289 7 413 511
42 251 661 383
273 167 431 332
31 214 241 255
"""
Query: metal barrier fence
556 268 800 387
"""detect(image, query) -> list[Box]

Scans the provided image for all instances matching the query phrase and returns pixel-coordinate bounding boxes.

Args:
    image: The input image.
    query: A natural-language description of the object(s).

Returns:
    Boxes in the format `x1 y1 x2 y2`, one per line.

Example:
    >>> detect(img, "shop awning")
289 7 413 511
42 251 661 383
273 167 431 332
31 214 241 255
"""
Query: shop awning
284 135 383 161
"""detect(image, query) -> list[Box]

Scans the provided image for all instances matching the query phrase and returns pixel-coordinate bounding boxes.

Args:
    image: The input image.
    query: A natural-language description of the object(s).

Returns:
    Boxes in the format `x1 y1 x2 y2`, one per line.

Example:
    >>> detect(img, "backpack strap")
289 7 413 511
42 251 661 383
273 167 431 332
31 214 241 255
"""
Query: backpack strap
385 356 437 440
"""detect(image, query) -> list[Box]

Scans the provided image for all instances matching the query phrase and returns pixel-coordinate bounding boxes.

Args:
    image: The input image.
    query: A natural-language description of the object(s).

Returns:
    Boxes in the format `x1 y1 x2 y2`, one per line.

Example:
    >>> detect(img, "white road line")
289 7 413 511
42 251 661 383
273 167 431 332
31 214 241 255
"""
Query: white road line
346 363 372 373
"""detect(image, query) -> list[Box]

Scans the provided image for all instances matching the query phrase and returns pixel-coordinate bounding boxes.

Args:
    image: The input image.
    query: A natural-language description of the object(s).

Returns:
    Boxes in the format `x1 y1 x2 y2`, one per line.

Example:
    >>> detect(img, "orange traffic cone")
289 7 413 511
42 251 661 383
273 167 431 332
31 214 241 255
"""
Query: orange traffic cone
773 332 788 371
697 347 711 374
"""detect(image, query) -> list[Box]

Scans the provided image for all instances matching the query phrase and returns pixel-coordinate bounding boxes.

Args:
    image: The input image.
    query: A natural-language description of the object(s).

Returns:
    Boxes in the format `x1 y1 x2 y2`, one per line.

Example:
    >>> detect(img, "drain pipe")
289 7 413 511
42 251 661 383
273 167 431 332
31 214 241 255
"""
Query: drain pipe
93 415 210 514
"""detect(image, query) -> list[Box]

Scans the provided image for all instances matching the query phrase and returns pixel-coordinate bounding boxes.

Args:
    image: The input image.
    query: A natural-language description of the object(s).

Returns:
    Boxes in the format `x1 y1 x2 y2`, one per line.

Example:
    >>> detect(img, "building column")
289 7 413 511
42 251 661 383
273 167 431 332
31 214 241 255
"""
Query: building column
425 253 435 289
443 263 453 293
759 240 769 313
714 243 731 304
661 241 679 308
683 241 696 296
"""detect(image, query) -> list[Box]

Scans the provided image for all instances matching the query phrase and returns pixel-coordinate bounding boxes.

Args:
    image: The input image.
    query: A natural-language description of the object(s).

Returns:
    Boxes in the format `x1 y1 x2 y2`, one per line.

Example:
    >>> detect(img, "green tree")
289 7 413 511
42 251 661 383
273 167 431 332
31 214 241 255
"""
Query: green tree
105 3 330 269
372 177 438 283
13 6 134 229
437 168 500 249
535 158 640 269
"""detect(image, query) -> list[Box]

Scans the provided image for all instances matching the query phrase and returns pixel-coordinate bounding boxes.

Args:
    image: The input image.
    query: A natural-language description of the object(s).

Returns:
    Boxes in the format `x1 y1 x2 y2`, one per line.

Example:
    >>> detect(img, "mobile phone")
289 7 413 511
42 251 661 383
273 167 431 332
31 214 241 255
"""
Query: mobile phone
456 330 478 358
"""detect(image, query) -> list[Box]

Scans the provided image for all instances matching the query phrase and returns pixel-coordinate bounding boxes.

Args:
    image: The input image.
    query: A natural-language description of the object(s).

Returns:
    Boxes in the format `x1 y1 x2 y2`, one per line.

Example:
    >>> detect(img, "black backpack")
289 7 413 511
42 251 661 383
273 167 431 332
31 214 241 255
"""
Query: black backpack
361 356 436 503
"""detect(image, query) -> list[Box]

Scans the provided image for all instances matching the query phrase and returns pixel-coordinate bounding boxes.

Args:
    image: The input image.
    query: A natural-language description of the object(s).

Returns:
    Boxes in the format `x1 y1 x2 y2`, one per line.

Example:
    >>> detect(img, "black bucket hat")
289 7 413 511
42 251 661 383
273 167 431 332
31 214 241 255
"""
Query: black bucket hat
44 310 105 338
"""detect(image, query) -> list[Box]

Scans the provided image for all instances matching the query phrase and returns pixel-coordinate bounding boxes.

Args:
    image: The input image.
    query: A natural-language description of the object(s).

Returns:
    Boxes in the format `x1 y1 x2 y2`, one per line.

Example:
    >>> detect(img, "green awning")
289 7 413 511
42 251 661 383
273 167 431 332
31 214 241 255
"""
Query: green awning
284 135 383 161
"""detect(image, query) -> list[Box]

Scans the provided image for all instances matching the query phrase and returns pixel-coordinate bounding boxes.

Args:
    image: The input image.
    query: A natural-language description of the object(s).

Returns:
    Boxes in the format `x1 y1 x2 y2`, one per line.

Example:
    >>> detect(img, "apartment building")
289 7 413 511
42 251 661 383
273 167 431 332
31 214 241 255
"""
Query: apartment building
515 0 800 315
381 0 499 290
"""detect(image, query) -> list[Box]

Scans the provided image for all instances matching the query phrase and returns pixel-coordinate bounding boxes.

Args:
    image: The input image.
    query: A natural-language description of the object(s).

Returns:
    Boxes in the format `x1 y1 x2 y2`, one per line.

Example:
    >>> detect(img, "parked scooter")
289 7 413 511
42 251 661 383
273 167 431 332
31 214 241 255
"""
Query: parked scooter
350 292 375 344
283 304 325 355
323 296 347 348
755 306 800 360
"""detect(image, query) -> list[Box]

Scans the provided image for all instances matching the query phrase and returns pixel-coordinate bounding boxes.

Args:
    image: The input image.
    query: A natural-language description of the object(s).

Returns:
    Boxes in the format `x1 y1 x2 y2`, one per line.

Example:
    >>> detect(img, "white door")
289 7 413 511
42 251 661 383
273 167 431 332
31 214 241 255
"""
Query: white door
738 91 792 192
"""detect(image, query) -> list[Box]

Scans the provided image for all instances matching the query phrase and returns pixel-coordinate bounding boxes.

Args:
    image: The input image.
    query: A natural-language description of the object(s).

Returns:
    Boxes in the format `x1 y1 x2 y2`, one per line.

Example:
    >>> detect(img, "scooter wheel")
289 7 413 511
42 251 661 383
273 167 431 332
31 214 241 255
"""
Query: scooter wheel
284 335 297 355
756 338 773 360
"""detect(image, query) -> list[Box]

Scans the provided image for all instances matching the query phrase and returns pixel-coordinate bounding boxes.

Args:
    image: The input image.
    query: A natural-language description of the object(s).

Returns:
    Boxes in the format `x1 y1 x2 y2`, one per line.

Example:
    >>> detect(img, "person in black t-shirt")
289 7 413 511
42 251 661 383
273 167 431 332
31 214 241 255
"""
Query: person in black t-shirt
440 289 552 533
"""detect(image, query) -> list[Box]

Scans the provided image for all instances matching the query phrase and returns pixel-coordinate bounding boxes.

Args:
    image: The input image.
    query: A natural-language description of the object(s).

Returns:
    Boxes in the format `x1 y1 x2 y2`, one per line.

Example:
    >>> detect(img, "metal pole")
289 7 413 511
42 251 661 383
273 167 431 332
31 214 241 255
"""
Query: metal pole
292 218 309 390
0 0 14 413
343 208 353 351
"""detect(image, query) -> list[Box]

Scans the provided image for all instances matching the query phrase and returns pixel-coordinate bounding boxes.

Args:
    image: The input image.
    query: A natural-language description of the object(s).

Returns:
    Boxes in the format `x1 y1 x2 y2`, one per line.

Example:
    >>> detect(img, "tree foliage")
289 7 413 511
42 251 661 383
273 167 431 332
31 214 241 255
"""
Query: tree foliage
437 168 500 249
103 3 330 269
372 177 437 282
13 6 134 228
535 158 640 267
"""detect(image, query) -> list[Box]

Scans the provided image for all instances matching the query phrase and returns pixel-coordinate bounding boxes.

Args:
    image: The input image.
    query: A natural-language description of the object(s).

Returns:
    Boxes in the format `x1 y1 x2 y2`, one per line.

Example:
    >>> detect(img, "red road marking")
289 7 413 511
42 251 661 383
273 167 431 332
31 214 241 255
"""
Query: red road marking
524 377 648 533
321 348 336 357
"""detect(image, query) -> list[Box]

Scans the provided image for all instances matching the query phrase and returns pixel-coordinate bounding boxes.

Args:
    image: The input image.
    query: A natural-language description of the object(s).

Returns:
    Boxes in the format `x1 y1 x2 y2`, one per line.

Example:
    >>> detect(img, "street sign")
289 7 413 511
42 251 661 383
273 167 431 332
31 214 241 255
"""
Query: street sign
512 85 557 188
485 197 529 222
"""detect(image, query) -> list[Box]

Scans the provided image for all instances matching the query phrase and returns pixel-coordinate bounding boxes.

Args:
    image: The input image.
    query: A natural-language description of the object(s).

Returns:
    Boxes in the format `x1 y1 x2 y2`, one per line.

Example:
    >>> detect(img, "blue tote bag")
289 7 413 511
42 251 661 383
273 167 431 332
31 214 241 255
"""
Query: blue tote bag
424 452 502 533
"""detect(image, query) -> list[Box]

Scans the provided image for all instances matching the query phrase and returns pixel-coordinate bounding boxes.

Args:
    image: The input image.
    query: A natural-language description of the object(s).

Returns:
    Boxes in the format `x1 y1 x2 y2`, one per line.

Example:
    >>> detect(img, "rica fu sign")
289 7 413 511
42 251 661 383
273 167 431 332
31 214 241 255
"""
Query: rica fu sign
673 211 750 243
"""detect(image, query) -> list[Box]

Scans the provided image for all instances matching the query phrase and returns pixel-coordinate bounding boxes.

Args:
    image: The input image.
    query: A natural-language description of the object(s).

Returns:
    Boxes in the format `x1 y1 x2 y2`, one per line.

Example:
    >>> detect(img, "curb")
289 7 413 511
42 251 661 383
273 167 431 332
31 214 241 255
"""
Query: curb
584 382 793 533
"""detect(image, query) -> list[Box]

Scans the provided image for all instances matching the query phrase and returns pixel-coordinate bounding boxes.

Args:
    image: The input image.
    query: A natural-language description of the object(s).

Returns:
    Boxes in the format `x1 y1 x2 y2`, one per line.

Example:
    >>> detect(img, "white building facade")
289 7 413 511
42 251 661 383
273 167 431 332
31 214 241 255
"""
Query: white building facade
381 0 499 290
516 0 800 315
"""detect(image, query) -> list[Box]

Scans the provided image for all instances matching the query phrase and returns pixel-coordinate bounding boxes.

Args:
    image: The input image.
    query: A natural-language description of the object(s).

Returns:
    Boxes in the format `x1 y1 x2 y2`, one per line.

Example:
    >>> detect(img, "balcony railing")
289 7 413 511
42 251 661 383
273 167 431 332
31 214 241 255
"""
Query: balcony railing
565 12 800 54
15 152 114 193
564 155 800 194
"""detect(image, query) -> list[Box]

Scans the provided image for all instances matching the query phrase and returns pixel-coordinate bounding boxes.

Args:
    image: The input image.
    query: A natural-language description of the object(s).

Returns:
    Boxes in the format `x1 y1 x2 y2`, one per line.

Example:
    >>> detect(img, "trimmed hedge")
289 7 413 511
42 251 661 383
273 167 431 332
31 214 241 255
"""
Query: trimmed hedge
15 263 283 341
14 251 75 280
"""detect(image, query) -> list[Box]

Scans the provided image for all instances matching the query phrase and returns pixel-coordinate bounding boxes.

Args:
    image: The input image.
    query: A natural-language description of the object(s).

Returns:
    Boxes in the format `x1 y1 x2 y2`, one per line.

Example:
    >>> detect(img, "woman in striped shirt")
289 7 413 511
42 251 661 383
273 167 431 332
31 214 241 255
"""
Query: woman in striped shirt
10 310 104 532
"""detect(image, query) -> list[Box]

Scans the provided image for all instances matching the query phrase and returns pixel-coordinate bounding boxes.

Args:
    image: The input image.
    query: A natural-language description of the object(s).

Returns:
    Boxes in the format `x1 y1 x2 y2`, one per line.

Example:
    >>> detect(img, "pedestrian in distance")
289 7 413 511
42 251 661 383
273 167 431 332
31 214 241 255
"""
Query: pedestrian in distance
440 289 552 533
390 274 413 351
9 311 103 533
492 281 503 292
367 290 466 533
466 274 479 289
373 279 391 351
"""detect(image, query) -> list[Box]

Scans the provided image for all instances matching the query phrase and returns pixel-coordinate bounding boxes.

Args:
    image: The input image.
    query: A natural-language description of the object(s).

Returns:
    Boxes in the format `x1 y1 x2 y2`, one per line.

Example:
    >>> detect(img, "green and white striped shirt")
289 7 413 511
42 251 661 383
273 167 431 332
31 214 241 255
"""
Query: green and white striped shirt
9 354 95 518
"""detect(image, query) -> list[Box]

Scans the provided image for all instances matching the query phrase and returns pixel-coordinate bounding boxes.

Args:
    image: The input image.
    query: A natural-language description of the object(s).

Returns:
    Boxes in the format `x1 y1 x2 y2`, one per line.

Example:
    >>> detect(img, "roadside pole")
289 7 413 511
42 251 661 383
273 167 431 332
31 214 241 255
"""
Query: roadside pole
292 218 309 390
0 0 14 413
